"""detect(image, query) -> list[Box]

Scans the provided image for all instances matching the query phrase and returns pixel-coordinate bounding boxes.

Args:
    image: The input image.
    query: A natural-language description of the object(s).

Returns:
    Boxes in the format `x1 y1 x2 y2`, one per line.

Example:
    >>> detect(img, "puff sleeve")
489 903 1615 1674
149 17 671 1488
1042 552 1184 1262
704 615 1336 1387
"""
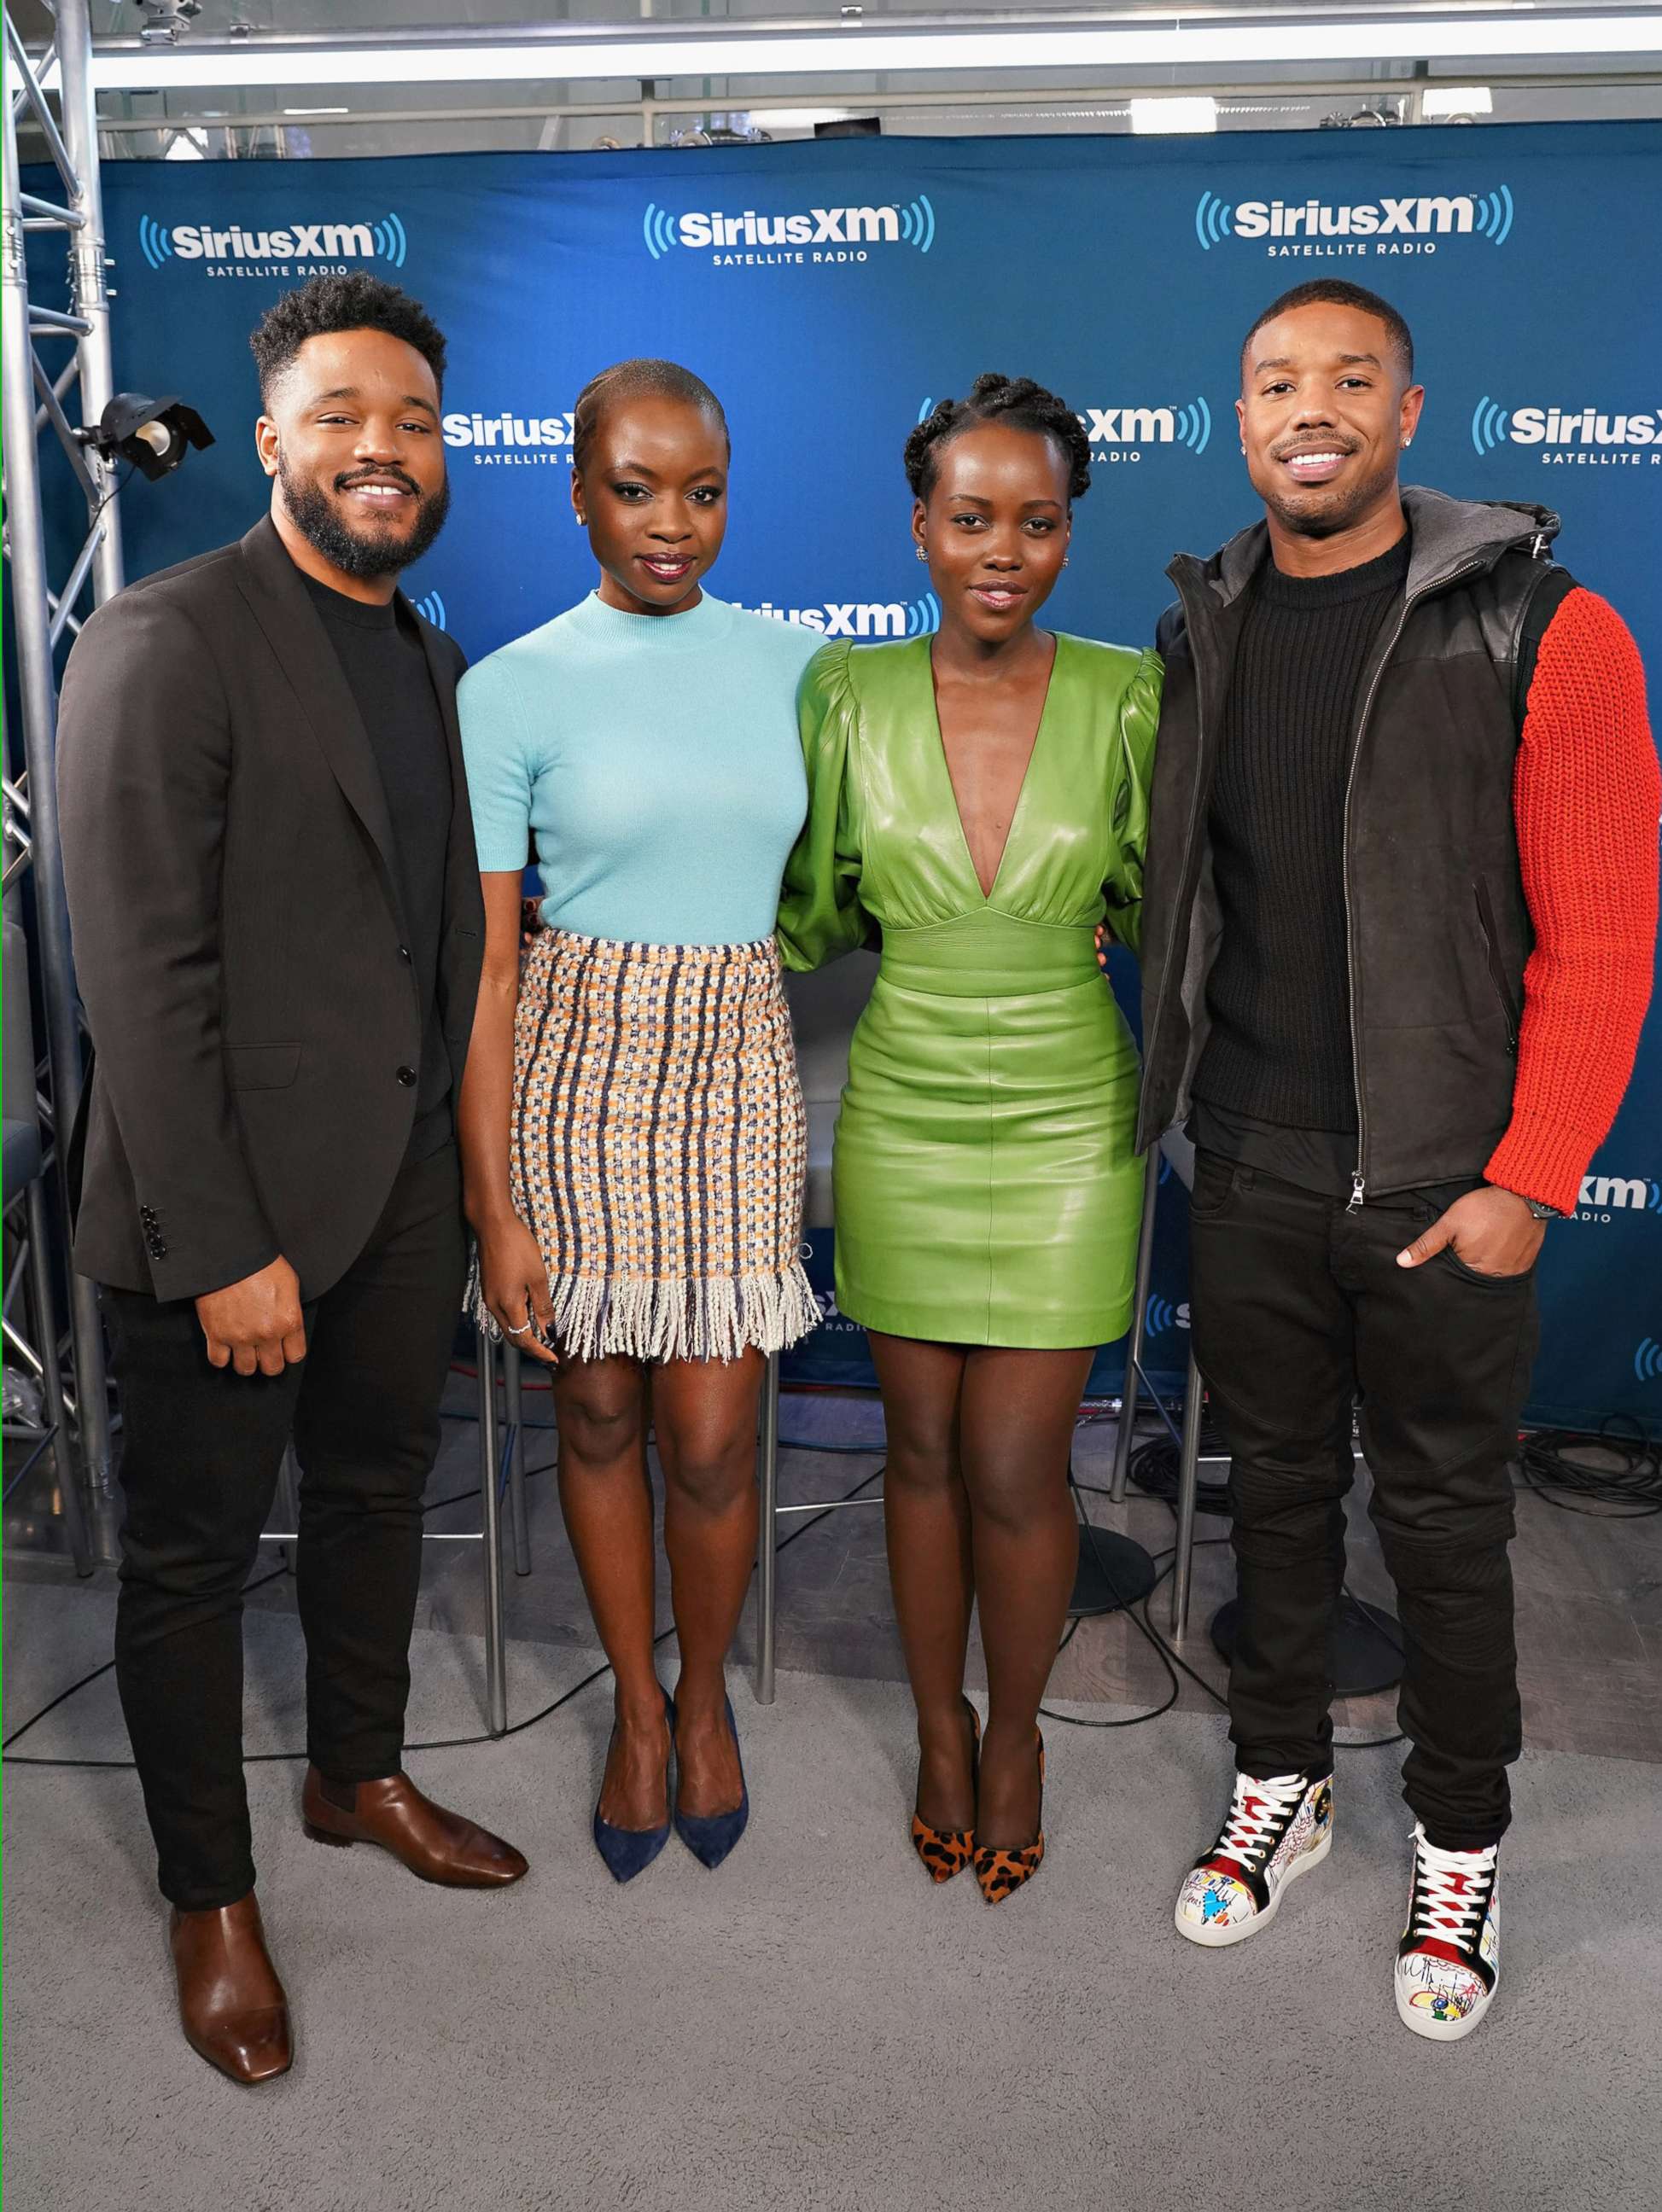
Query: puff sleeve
776 642 876 972
1099 646 1163 958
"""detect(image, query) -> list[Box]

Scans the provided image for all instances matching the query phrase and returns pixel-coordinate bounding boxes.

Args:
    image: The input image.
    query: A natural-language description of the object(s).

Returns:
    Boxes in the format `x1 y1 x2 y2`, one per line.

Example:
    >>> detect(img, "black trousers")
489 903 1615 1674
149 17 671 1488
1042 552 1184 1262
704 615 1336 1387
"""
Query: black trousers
1187 1151 1537 1850
105 1144 466 1911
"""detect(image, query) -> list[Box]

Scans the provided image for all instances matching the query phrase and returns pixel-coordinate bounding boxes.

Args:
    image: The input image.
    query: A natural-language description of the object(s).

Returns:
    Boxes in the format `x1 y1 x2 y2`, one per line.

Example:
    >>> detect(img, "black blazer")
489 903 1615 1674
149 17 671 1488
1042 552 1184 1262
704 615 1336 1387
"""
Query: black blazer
56 515 485 1302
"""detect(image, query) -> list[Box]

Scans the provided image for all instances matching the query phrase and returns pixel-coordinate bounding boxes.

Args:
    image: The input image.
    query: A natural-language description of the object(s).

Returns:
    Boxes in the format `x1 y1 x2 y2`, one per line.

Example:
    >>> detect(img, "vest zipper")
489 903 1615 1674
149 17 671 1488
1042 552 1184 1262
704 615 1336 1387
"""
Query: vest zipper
1472 877 1521 1055
1341 554 1493 1208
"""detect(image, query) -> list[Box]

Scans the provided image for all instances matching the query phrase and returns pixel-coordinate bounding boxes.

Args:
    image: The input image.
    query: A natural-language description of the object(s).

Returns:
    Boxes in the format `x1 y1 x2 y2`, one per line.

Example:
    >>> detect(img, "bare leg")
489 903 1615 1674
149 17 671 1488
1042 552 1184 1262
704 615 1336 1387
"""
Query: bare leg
868 1330 978 1834
959 1346 1093 1849
652 1349 766 1819
552 1353 669 1831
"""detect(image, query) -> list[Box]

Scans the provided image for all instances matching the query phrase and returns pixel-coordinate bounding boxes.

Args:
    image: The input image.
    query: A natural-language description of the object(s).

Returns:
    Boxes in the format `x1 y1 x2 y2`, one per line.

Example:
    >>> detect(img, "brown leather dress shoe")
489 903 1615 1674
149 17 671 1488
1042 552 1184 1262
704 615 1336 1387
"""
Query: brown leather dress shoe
301 1767 528 1888
169 1891 292 2086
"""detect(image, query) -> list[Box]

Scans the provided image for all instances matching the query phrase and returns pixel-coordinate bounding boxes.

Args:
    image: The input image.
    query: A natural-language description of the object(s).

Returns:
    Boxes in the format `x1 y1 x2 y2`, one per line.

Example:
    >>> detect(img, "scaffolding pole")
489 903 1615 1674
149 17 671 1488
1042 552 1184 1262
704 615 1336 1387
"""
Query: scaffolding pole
3 1 125 1558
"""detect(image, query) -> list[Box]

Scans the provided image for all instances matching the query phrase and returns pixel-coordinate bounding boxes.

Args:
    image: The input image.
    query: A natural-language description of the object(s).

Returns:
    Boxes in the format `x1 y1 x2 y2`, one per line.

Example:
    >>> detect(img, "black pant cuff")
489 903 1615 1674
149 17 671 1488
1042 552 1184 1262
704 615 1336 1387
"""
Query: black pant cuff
161 1872 258 1914
1417 1818 1508 1853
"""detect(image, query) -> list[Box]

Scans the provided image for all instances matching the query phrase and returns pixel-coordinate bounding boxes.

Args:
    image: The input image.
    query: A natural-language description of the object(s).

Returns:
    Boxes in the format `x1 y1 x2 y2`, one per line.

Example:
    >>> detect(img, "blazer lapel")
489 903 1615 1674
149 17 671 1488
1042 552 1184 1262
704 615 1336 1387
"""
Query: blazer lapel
234 515 407 934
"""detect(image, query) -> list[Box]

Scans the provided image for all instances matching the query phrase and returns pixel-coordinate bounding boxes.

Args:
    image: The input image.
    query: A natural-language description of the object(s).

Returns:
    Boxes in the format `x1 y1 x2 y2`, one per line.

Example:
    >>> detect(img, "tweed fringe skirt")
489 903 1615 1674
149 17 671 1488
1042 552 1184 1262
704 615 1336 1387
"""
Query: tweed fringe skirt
481 929 819 1365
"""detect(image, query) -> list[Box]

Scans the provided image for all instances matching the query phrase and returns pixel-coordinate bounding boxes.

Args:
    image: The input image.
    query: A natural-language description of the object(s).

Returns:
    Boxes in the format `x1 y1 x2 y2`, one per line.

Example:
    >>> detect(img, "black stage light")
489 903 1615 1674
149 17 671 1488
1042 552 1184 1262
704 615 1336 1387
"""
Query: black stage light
85 393 214 482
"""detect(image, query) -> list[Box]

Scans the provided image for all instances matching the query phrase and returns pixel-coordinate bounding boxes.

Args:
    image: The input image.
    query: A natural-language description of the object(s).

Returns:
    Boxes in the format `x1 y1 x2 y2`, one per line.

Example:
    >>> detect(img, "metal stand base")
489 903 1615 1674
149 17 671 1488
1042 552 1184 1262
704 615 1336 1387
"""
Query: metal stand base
1210 1593 1404 1698
1068 1524 1159 1618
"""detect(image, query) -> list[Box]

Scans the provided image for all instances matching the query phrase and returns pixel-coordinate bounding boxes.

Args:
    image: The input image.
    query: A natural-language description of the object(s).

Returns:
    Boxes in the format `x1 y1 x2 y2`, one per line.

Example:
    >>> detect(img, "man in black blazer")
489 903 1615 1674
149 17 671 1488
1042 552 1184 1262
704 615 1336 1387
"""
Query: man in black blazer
56 273 526 2087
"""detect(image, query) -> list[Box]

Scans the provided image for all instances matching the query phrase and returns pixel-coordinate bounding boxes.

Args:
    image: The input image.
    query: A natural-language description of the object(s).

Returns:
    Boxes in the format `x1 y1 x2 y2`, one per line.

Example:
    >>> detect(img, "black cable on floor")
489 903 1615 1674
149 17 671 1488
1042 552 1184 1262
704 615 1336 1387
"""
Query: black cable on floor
1045 1468 1404 1750
1517 1420 1661 1517
2 1459 887 1770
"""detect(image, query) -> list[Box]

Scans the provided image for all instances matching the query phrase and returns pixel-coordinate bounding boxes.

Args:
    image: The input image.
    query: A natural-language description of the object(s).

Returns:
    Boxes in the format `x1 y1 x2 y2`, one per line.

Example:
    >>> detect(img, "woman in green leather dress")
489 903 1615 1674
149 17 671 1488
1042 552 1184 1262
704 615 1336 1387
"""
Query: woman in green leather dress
778 375 1160 1902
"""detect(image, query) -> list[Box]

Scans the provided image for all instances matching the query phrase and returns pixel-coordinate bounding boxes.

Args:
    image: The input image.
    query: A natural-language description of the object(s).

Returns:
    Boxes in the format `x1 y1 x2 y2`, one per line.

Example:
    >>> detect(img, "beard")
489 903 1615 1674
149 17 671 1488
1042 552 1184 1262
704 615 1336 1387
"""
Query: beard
278 453 452 580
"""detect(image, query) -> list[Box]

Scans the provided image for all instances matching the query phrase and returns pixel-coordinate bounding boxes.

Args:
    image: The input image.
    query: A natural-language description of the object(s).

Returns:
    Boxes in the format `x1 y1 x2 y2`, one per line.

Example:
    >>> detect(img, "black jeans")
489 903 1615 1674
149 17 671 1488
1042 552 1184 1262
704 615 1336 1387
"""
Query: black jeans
105 1143 466 1911
1187 1151 1537 1850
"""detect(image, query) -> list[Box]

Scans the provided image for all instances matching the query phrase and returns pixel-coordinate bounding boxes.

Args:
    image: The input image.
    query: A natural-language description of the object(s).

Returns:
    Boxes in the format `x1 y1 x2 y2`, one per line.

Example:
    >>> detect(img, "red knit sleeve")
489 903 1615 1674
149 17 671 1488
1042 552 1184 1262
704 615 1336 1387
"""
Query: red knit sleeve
1484 588 1660 1215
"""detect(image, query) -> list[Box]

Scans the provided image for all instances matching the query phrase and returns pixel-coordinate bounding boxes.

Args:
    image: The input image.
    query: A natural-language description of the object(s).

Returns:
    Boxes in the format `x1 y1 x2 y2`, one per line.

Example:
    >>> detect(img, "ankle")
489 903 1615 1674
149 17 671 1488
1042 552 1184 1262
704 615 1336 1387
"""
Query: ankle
672 1676 728 1726
614 1685 668 1732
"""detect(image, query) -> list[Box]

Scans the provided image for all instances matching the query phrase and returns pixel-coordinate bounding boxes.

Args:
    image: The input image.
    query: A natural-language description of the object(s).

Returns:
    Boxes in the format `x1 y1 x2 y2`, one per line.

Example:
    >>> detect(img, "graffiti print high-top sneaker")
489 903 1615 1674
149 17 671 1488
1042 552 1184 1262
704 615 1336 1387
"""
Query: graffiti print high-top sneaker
1174 1770 1333 1947
1394 1824 1500 2042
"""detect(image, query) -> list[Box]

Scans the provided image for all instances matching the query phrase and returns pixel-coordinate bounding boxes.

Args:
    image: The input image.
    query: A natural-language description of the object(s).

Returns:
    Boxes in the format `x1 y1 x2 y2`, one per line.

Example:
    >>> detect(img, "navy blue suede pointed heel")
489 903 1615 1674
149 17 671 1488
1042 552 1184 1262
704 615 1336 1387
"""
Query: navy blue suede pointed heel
592 1691 674 1884
674 1696 749 1871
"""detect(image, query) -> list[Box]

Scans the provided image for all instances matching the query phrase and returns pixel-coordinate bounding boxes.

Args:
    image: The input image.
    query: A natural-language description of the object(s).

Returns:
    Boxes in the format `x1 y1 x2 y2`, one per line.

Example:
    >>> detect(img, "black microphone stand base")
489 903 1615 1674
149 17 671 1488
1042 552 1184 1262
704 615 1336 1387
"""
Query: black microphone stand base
1068 1525 1159 1618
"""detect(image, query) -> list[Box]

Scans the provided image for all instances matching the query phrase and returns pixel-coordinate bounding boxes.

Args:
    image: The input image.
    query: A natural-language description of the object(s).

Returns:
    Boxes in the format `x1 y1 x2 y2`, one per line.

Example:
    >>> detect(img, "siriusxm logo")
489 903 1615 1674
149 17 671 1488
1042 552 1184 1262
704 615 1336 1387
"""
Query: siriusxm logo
733 594 941 639
1146 1295 1191 1336
1636 1337 1662 1386
917 395 1210 460
1576 1171 1662 1217
442 410 574 465
1195 186 1513 257
138 211 407 271
1472 398 1661 466
644 195 936 266
410 590 446 629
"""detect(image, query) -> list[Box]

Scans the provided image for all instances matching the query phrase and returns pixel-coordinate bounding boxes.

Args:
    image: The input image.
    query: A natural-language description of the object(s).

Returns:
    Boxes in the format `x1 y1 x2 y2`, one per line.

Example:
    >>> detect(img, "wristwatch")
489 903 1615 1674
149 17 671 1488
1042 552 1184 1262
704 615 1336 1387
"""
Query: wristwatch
1522 1196 1560 1221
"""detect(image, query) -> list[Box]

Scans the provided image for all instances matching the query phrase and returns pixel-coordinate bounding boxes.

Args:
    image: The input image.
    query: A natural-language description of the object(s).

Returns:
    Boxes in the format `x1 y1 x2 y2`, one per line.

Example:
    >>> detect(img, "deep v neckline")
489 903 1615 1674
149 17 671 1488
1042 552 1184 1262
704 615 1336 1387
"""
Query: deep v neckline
925 632 1062 905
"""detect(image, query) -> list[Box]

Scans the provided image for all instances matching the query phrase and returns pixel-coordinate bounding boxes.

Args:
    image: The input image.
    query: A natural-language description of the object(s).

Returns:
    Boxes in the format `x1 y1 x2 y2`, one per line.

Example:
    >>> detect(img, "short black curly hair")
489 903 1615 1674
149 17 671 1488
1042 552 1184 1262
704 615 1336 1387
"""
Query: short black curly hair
1241 279 1414 381
249 272 447 405
904 374 1091 504
571 357 729 473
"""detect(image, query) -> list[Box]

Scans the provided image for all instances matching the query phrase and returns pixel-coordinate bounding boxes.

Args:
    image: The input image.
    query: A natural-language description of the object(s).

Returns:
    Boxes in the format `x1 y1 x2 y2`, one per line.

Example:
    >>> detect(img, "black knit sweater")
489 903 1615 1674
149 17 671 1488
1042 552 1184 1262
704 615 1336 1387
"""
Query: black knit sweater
1192 533 1411 1132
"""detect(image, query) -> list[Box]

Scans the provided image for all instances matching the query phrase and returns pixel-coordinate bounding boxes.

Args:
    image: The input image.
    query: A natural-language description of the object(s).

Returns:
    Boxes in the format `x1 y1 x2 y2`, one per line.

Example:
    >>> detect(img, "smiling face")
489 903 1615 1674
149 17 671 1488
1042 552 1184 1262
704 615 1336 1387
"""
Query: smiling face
1237 299 1424 545
913 421 1072 649
573 392 729 617
257 325 449 592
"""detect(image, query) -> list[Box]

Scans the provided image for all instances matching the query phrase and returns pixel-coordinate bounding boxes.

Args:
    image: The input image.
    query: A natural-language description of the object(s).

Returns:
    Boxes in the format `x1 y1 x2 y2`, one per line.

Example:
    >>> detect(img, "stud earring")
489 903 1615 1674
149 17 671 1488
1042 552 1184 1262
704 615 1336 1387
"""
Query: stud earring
915 545 928 562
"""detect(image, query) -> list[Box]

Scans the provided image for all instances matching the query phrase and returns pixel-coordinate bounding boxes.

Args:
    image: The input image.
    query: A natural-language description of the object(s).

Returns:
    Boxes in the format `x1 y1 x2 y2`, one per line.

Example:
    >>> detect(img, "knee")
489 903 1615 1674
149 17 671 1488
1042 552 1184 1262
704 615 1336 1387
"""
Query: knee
661 1430 752 1515
559 1394 644 1470
1239 1459 1354 1548
964 1460 1058 1537
883 1431 958 1498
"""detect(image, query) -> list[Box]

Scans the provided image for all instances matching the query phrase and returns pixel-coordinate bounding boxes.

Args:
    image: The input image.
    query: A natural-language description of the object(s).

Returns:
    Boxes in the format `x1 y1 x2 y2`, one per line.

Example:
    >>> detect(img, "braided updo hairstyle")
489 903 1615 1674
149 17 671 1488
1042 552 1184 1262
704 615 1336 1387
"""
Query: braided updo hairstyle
903 374 1092 504
571 357 729 473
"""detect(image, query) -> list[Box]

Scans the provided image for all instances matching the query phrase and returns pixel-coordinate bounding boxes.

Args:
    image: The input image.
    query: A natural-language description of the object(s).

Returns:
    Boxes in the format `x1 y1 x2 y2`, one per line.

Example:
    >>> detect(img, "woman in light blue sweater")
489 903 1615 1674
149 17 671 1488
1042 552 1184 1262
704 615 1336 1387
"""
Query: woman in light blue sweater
457 360 819 1883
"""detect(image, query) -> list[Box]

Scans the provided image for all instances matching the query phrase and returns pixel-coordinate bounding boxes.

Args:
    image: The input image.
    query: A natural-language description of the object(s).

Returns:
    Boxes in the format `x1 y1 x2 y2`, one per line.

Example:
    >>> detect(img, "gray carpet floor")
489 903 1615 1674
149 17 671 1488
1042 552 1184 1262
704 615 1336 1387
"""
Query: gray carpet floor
4 1581 1659 2212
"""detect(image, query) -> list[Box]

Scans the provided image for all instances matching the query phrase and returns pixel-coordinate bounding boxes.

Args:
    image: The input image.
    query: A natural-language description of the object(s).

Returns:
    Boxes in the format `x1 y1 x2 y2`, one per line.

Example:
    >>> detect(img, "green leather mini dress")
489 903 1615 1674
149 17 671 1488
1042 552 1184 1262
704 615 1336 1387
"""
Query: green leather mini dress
777 632 1162 1348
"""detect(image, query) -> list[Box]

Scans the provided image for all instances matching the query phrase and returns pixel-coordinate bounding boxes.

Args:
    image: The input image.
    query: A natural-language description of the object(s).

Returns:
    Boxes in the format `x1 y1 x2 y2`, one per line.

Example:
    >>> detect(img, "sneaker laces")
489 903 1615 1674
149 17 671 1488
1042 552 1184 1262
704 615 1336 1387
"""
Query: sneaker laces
1210 1772 1308 1871
1408 1826 1497 1949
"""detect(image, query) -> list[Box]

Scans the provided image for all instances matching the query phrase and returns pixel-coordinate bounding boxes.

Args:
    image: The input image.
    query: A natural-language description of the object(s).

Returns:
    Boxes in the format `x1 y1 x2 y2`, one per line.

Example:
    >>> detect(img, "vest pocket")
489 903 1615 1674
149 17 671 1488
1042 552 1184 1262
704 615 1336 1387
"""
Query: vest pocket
1472 880 1519 1054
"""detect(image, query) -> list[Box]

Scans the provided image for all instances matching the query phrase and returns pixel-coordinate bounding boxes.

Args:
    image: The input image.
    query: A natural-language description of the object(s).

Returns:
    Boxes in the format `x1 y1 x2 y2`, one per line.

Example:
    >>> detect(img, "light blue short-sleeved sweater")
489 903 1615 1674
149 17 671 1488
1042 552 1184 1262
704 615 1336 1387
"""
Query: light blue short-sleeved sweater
458 591 822 947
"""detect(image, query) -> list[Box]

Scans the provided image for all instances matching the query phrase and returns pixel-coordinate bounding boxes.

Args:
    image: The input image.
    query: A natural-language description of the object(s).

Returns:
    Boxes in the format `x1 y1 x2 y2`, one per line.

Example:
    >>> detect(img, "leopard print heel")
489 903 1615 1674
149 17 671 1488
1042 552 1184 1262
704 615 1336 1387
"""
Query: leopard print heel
910 1700 982 1884
973 1731 1046 1906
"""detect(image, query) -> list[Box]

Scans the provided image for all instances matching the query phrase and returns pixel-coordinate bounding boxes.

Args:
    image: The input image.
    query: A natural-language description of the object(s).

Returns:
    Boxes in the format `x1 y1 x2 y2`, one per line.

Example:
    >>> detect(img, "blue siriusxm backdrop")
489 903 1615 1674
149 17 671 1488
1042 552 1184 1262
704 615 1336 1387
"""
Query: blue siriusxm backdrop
27 121 1662 1428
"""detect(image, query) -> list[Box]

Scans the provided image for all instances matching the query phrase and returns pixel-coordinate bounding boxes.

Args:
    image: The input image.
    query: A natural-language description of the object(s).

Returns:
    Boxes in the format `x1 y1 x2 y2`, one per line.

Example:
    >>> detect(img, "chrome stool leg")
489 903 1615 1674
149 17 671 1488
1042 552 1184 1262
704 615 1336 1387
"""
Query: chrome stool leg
1111 1145 1162 1504
477 1330 508 1736
1169 1353 1204 1639
502 1341 532 1576
754 1351 780 1706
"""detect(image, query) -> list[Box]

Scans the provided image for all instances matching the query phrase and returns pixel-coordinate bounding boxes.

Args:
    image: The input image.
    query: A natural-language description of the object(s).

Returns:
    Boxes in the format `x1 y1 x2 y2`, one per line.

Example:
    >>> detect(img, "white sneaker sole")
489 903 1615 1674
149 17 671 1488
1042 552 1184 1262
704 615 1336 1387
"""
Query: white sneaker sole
1174 1823 1333 1949
1395 1968 1496 2043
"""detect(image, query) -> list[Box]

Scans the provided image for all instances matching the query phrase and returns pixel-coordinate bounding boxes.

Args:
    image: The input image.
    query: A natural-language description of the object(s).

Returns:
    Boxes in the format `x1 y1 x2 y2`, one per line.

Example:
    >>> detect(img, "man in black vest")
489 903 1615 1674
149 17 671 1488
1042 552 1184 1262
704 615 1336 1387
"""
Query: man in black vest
1139 280 1656 2040
57 273 527 2087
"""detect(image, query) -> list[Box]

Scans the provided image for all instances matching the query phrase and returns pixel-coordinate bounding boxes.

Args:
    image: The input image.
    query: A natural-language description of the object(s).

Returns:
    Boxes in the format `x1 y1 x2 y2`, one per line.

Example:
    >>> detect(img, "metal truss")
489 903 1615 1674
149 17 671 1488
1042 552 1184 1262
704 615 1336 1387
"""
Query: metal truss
3 0 126 1560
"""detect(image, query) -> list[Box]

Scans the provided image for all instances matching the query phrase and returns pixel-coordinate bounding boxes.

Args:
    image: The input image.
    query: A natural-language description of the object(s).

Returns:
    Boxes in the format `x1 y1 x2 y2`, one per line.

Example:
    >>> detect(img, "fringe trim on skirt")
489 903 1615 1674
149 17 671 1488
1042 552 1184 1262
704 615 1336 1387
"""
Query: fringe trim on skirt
469 929 819 1367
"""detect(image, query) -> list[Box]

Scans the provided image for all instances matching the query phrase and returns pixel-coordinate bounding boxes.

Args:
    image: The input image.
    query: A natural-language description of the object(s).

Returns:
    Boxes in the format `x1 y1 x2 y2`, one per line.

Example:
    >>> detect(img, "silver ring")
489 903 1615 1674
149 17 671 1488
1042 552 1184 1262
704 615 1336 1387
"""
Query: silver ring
504 1320 533 1336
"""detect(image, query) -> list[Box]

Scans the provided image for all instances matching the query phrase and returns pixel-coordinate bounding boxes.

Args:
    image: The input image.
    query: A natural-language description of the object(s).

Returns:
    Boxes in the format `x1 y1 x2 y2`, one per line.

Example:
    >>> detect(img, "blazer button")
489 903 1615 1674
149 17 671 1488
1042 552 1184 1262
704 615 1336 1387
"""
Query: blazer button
397 1065 417 1086
398 944 411 962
